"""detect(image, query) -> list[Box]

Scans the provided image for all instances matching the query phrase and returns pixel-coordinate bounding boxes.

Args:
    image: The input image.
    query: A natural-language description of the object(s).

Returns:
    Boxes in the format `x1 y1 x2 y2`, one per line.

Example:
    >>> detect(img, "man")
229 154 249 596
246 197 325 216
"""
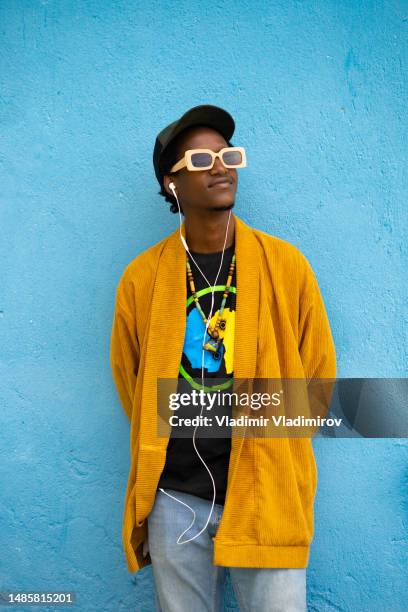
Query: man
110 105 336 611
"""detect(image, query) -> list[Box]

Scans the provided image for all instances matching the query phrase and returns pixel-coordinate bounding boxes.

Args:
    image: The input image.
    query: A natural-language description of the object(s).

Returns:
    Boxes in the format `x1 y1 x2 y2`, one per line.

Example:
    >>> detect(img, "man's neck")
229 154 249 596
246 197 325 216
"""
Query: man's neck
184 211 235 254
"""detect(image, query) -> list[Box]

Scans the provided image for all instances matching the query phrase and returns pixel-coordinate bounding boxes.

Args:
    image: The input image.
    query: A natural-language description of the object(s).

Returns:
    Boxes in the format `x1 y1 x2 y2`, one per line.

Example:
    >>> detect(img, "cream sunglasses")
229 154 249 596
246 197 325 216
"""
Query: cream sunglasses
170 146 247 173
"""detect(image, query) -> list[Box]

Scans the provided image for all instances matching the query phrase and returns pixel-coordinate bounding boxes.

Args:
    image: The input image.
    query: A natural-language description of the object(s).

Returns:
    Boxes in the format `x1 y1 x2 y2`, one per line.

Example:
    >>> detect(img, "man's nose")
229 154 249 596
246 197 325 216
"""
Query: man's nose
211 155 227 174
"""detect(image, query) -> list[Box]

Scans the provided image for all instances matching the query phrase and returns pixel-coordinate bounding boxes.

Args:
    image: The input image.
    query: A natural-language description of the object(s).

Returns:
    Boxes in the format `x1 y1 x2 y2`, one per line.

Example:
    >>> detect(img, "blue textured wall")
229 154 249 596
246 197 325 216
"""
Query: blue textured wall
1 1 407 610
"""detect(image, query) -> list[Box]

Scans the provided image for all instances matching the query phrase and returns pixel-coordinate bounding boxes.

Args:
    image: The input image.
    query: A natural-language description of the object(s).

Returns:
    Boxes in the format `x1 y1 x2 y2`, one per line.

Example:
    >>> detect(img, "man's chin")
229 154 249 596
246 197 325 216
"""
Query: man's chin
208 200 235 212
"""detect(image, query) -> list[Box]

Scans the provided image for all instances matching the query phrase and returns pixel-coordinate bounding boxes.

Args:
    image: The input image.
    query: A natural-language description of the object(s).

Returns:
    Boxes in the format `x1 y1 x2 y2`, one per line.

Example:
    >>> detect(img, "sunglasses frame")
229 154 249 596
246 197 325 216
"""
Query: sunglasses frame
169 146 247 173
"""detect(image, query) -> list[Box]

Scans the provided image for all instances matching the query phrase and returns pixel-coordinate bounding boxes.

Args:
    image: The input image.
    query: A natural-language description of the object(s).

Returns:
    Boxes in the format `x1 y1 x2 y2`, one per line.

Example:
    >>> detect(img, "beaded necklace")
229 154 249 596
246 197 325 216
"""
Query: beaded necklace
186 252 236 359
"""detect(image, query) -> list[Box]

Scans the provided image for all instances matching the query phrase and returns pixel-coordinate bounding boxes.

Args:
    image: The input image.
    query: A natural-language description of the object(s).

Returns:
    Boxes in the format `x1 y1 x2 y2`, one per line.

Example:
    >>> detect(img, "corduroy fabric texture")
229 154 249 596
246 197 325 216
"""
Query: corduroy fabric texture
110 214 336 574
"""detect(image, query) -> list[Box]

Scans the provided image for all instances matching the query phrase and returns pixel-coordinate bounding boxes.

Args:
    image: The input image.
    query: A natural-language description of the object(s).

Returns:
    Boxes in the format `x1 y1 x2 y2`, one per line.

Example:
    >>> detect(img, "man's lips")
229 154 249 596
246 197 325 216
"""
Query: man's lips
208 177 233 188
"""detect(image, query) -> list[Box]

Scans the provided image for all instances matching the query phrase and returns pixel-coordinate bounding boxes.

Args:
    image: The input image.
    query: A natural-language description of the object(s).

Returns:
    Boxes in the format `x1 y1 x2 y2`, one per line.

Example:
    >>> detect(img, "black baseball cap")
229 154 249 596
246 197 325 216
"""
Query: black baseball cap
153 104 235 186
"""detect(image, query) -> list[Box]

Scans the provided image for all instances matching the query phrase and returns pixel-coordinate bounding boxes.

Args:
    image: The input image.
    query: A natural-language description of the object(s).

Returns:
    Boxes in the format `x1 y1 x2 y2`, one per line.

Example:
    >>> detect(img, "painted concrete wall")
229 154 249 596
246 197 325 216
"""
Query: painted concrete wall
1 1 407 610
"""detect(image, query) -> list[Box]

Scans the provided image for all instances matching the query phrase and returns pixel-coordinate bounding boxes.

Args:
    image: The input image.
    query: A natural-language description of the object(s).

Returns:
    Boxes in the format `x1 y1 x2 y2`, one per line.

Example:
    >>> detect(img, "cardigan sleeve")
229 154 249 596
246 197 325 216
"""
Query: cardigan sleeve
297 256 337 422
298 258 336 381
109 278 140 422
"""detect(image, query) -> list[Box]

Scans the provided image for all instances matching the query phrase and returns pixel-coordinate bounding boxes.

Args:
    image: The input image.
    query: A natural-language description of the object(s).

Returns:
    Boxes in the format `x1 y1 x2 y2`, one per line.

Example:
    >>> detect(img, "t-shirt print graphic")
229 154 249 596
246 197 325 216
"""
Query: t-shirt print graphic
179 245 236 391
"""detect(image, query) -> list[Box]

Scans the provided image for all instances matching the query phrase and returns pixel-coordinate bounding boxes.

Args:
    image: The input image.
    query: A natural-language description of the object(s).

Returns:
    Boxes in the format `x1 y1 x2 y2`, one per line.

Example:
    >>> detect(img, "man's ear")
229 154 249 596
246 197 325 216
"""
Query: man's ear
163 175 175 197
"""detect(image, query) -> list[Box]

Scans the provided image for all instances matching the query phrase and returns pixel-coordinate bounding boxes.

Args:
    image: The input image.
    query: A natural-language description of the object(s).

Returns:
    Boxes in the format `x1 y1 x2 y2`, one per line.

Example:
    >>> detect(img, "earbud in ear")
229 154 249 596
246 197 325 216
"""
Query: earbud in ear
169 182 176 193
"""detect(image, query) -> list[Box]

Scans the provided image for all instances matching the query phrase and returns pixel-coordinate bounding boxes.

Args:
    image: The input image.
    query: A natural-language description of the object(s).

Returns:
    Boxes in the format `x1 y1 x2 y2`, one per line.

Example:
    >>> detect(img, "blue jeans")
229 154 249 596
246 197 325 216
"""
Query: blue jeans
147 488 306 612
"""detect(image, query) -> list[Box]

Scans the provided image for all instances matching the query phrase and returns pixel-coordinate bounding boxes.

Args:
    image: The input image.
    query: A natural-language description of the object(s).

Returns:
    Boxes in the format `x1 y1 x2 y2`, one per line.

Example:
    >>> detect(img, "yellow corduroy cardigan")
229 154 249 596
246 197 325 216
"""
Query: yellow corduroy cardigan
109 213 336 574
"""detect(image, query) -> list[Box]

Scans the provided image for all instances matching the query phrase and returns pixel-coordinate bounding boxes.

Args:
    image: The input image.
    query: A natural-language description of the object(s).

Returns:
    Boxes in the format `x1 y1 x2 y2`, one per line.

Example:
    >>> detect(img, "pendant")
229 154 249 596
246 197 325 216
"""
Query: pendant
203 340 219 353
218 319 227 331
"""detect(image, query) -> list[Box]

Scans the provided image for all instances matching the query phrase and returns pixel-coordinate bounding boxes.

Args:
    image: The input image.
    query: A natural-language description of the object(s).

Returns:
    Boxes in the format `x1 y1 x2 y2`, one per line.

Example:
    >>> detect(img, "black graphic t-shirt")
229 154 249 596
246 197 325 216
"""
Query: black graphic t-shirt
157 242 236 505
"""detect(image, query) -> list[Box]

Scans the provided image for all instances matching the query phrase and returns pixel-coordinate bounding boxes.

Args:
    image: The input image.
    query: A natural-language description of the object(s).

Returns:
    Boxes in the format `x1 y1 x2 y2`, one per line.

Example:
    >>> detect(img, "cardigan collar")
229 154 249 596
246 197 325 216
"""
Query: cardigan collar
149 212 261 381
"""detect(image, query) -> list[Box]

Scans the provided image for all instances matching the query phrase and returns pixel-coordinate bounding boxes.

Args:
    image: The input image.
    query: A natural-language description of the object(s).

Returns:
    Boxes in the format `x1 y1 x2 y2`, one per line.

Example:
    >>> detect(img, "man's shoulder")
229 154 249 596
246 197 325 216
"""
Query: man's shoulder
249 224 318 296
251 225 309 268
115 232 172 294
124 227 176 276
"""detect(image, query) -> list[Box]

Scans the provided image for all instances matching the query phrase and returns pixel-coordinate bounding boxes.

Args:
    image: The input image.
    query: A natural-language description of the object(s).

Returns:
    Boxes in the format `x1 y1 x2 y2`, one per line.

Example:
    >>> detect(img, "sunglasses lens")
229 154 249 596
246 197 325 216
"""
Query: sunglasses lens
222 150 242 166
191 152 213 168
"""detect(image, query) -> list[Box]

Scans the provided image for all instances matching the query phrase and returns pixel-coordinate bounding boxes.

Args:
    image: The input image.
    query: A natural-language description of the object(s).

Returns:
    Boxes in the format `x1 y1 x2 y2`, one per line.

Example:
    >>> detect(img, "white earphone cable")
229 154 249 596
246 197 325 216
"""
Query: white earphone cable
158 182 232 544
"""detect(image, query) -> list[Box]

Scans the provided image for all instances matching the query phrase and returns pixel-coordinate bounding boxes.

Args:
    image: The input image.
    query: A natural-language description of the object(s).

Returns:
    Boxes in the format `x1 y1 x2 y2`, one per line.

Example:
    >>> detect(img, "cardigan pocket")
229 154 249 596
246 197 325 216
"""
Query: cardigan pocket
254 438 315 546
